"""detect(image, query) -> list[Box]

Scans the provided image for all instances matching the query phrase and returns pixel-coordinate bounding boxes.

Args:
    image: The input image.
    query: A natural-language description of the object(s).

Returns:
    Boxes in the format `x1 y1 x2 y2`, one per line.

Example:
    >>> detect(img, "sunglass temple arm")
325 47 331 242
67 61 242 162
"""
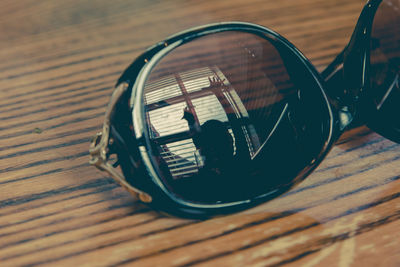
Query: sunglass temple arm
89 82 152 203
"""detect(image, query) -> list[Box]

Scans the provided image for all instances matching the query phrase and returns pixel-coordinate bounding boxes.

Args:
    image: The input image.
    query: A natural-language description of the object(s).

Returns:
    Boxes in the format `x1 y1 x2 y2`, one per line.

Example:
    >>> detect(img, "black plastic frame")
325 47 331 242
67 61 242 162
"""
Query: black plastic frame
112 22 336 218
94 0 398 218
323 0 399 142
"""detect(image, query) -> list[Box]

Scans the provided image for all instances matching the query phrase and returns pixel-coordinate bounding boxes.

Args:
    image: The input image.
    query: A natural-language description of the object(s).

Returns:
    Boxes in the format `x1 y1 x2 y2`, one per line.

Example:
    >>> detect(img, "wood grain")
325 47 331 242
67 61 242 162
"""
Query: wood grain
0 0 399 266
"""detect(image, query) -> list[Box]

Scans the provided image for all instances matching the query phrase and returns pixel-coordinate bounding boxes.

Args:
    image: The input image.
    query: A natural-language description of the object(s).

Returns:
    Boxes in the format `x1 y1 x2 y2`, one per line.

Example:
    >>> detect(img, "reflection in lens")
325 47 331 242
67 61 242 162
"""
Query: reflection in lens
370 0 400 116
142 31 329 203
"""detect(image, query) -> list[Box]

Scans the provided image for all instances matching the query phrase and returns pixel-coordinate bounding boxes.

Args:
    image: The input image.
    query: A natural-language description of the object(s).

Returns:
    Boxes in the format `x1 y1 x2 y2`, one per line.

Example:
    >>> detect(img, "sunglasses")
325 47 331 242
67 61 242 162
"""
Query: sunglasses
89 0 399 218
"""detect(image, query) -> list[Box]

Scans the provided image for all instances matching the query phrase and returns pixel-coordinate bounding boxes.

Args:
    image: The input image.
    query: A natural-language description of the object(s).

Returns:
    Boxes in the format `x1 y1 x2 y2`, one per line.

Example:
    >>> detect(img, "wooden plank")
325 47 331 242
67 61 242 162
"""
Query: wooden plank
0 0 399 266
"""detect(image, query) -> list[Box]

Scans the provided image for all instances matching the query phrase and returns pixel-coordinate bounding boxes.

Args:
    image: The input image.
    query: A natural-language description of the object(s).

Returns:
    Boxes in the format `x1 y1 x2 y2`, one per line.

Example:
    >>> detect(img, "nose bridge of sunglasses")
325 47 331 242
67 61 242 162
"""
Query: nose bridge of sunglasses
322 58 357 131
322 0 386 131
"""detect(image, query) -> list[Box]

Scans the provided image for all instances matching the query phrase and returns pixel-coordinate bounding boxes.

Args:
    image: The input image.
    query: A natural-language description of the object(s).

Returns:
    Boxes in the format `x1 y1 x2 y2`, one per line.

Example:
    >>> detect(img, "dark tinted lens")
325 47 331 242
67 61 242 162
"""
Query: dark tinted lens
370 0 400 113
143 31 330 203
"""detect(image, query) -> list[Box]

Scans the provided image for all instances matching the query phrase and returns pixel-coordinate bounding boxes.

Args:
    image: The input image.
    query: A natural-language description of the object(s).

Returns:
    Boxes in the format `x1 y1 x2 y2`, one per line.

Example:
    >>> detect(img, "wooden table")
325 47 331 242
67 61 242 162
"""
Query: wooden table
1 0 399 266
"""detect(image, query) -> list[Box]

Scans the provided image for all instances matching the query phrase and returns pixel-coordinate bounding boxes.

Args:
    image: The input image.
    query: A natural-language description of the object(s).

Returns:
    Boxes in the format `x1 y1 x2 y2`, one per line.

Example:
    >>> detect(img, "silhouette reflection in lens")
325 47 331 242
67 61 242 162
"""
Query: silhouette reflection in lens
168 78 253 202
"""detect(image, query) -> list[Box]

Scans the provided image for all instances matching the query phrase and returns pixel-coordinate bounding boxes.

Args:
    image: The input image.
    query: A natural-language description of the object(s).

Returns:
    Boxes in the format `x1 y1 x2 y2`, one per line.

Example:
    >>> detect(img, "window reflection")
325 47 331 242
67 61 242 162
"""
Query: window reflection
145 66 263 179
